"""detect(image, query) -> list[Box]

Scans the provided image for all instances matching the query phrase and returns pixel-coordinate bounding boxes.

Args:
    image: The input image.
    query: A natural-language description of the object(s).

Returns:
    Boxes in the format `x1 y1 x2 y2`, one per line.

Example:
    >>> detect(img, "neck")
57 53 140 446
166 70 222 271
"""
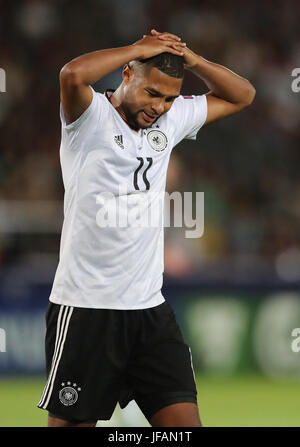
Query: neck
109 87 140 131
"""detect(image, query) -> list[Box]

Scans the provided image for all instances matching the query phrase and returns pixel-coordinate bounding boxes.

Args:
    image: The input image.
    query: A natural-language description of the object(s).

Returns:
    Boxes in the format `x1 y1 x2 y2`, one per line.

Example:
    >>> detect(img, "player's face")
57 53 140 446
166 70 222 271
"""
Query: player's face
122 65 183 129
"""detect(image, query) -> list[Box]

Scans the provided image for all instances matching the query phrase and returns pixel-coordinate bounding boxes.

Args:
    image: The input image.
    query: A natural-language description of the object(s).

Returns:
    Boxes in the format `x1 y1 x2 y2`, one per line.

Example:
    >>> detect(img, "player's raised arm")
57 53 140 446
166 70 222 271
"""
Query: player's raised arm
152 29 256 126
59 34 186 125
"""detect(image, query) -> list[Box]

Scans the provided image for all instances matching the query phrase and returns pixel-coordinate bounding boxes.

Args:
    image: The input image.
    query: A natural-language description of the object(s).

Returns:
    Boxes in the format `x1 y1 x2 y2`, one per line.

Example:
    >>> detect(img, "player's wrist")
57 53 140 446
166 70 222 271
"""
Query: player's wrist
184 50 201 71
130 41 149 60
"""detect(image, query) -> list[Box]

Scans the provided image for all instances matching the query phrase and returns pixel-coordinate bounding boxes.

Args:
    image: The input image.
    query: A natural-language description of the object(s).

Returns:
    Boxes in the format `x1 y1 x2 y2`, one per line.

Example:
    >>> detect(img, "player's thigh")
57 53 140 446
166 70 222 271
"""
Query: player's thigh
48 414 97 427
149 402 202 427
129 302 199 423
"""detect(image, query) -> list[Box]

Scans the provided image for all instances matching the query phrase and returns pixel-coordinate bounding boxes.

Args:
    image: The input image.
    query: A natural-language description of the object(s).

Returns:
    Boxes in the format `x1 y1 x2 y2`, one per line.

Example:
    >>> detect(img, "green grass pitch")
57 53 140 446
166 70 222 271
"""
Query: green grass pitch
0 374 299 427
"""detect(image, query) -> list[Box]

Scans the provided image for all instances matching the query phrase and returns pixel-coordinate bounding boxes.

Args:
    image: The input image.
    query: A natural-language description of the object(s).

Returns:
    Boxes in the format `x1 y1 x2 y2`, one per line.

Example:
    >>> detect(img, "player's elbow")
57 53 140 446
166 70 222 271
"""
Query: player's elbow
59 63 82 87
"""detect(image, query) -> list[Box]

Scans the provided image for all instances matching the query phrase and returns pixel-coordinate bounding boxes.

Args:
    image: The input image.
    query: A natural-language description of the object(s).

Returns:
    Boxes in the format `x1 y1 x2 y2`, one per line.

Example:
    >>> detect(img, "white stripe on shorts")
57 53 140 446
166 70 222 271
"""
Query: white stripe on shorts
38 305 73 409
189 346 196 384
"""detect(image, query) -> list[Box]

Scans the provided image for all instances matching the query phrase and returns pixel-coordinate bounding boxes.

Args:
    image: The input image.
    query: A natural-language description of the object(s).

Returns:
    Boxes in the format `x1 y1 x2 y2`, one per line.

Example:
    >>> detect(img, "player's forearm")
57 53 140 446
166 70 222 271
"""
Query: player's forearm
186 53 256 105
61 45 142 85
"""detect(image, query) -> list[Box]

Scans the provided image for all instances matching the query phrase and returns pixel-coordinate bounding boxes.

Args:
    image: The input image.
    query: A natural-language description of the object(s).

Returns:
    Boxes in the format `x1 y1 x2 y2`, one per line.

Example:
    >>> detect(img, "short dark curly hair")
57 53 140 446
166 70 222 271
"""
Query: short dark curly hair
133 52 184 79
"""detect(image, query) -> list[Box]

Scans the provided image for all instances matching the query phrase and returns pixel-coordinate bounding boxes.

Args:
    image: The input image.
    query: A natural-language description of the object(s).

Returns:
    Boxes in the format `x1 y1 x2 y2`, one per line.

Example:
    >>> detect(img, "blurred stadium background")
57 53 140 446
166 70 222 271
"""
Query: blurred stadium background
1 0 300 427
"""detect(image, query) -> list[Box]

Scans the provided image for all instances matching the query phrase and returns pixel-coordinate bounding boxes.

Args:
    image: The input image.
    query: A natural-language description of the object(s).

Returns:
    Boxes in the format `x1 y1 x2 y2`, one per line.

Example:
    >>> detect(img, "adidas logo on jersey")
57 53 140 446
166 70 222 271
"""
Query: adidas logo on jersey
114 134 124 149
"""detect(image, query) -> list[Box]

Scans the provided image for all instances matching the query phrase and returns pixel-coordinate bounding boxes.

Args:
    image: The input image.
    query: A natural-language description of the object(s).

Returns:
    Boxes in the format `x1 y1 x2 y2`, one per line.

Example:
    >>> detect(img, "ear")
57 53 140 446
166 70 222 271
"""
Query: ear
122 63 133 84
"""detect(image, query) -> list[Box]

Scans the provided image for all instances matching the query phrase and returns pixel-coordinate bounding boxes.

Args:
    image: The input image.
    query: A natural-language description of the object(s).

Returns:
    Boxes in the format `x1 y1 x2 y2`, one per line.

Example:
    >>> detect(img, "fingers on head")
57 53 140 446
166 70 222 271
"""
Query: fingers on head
168 47 184 56
151 29 181 41
158 33 181 42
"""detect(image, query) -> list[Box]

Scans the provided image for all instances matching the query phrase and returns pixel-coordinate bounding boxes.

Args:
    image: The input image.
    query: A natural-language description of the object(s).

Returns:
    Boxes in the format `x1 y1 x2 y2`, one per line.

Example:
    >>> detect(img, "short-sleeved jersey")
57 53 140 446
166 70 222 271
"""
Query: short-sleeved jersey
49 87 207 309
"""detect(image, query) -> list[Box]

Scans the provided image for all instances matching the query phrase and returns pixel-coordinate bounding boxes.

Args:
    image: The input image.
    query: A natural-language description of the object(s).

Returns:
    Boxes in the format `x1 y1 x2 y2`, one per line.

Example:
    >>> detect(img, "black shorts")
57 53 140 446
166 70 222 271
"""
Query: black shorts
37 301 197 422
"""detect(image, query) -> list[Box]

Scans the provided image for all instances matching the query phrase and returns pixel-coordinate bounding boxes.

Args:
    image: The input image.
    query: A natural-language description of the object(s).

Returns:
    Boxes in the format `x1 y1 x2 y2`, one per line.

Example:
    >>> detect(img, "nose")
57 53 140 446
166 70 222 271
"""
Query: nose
151 99 165 116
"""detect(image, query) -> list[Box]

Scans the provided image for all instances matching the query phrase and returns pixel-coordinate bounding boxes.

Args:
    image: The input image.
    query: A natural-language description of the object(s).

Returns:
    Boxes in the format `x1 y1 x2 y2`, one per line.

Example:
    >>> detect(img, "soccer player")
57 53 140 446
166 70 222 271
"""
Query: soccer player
38 29 255 427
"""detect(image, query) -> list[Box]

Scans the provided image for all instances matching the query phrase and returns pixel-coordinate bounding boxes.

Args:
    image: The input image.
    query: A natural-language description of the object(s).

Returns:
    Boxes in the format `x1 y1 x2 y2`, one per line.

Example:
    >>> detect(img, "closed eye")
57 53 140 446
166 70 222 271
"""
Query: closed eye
145 89 178 102
146 90 158 97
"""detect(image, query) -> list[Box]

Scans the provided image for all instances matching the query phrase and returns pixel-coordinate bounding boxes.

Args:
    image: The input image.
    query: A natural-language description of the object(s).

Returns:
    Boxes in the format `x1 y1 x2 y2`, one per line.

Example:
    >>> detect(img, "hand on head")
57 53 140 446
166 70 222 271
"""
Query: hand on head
133 29 186 59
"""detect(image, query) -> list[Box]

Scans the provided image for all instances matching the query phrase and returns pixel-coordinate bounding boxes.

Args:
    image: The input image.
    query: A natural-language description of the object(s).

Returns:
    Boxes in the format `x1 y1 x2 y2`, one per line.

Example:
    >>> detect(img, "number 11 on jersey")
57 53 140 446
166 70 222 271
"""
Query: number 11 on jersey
133 157 153 190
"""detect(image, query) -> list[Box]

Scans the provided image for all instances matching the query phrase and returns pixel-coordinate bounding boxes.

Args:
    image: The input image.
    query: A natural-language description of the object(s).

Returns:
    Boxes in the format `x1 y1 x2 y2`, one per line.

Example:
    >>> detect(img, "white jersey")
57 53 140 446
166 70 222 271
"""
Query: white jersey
49 87 207 309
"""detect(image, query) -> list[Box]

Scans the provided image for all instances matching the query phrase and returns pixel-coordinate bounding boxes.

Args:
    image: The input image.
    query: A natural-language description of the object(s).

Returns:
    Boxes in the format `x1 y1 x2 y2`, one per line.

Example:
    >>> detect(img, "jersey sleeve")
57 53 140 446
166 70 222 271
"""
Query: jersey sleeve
59 87 110 151
170 94 208 145
60 86 110 129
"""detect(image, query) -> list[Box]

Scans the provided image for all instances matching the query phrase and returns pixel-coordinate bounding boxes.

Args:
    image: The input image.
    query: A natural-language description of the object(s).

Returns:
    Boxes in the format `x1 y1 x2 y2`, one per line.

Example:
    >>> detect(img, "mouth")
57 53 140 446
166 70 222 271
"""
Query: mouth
142 111 157 123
